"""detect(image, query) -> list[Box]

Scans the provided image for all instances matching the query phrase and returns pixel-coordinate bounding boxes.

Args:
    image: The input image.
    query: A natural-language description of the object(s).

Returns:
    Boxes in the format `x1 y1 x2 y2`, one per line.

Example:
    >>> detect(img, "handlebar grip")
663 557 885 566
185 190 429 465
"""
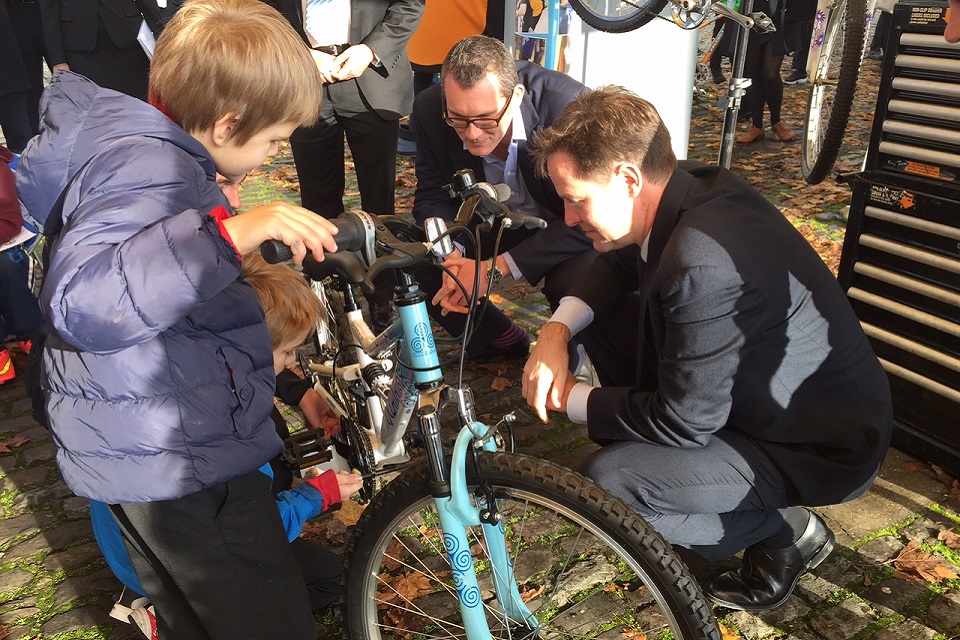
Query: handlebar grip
258 213 369 264
260 240 292 264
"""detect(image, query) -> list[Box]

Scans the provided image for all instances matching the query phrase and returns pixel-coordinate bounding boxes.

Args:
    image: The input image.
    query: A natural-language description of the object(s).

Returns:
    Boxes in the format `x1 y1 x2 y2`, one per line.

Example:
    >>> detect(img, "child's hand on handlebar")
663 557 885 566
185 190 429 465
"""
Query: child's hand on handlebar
220 202 339 265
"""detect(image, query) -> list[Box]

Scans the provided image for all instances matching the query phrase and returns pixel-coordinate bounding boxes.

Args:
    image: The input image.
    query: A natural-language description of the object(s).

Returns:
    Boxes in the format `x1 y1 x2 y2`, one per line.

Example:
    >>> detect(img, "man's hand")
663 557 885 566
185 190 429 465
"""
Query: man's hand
433 251 486 316
53 63 70 72
299 388 340 438
329 44 375 82
310 49 339 84
522 322 573 423
221 202 338 264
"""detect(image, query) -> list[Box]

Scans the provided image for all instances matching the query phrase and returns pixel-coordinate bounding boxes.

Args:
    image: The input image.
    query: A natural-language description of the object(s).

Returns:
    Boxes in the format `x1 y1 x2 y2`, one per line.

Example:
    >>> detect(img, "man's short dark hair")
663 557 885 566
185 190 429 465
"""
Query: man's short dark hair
531 85 677 185
440 35 520 100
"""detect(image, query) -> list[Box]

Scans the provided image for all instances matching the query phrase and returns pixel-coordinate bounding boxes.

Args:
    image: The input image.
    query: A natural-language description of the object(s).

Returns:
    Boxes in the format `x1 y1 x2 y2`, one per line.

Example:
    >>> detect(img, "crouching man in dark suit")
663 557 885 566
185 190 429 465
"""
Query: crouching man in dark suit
412 35 596 362
521 85 893 611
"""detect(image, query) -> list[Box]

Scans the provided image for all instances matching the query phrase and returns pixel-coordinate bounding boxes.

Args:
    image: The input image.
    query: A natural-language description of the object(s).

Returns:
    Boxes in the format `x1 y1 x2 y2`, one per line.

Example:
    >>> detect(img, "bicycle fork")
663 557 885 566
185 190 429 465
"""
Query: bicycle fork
397 290 537 637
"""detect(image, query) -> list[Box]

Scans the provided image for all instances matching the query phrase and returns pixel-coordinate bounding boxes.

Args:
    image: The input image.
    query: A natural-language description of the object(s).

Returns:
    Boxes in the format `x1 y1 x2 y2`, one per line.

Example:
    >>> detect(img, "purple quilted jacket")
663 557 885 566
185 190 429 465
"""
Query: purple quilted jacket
16 72 282 503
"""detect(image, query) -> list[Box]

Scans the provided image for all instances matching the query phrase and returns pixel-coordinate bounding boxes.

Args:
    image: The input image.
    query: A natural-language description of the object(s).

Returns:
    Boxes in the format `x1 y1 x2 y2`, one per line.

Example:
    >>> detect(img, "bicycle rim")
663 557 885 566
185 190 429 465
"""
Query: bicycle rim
569 0 668 33
343 454 720 640
800 0 866 184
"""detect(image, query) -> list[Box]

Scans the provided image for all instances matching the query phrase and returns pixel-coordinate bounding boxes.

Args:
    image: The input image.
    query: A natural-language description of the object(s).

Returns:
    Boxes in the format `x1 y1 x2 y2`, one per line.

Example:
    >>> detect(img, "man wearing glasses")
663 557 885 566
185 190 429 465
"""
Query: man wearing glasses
411 35 595 364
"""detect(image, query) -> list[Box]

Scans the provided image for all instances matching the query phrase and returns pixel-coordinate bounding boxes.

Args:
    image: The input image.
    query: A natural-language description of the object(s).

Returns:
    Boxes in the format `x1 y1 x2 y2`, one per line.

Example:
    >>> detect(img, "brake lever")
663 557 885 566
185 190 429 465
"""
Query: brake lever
363 242 431 295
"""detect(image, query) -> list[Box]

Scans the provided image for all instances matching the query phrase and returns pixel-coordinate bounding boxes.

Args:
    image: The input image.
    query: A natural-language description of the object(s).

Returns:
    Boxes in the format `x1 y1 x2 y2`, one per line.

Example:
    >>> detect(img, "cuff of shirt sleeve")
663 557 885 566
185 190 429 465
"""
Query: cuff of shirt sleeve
501 252 520 280
549 297 595 337
306 469 342 511
566 382 594 424
207 206 241 260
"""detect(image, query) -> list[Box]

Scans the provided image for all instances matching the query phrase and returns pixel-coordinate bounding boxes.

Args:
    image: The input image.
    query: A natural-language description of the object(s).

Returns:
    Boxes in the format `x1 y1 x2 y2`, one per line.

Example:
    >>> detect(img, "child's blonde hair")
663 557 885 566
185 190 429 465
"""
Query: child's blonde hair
149 0 321 144
242 253 324 350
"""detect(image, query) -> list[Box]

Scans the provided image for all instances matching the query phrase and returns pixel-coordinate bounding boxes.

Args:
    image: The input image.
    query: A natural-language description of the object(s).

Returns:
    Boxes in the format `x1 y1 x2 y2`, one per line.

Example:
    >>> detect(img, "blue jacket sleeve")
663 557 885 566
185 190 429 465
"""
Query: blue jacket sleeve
274 484 326 542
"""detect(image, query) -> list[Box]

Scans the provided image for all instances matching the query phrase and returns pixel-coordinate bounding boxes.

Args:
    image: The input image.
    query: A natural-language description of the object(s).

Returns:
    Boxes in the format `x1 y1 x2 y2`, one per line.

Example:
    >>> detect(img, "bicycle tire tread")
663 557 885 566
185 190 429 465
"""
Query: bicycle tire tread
568 0 669 33
343 452 721 640
802 0 867 184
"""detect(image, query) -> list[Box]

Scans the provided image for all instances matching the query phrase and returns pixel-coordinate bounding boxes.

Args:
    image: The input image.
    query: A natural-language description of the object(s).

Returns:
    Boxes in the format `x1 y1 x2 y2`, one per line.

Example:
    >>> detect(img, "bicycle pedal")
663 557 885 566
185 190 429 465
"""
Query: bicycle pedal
283 431 334 477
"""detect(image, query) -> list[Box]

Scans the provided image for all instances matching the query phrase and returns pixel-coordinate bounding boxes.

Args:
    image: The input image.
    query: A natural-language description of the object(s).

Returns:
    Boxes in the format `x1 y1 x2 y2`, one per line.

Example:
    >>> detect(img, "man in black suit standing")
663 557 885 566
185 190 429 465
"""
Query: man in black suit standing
265 0 423 220
412 35 595 362
522 85 893 611
39 0 151 99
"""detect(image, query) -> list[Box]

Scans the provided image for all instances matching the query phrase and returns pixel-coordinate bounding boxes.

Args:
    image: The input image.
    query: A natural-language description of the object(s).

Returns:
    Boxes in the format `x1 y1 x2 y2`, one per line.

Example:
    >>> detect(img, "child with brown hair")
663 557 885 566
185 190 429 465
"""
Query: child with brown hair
15 0 351 636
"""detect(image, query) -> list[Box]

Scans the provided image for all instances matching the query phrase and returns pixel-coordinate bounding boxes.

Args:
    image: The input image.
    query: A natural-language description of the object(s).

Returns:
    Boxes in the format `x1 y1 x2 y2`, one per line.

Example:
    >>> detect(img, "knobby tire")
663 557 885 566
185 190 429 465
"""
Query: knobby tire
801 0 866 184
342 453 720 640
569 0 669 32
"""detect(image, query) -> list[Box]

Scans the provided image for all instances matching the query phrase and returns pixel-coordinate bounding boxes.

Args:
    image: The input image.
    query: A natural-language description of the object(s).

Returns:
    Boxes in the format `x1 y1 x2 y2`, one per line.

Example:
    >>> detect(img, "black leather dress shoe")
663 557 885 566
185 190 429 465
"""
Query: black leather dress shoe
705 511 835 611
471 334 531 364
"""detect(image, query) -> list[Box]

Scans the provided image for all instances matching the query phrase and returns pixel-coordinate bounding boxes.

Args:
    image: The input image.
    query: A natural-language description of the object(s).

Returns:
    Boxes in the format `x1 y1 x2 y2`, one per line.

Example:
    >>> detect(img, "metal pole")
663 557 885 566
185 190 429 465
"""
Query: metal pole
718 0 754 168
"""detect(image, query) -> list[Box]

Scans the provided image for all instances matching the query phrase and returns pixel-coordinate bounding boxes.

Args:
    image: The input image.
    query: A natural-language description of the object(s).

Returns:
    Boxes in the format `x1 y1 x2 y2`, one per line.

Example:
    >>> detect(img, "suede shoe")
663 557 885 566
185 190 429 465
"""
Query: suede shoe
772 121 796 142
737 126 766 144
705 510 835 611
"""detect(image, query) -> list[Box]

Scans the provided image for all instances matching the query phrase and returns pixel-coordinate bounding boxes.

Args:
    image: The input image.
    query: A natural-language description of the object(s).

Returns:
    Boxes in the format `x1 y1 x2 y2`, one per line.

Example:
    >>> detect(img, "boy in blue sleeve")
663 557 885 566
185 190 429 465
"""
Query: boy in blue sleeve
15 0 348 636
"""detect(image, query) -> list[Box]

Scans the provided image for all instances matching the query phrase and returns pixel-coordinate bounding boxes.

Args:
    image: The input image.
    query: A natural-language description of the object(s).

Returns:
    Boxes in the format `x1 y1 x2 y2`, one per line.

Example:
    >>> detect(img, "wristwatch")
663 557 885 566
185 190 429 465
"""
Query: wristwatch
486 259 503 287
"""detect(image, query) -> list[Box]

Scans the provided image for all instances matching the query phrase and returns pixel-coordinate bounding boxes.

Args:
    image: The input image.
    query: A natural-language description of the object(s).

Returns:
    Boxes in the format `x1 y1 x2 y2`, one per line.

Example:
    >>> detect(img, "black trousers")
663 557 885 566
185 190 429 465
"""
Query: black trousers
576 295 793 562
290 86 399 218
110 471 316 640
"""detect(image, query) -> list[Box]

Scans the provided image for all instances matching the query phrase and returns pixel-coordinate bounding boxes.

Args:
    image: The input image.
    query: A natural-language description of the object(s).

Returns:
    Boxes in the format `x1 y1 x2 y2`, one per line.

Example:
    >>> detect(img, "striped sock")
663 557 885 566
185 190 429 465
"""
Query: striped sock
490 322 527 349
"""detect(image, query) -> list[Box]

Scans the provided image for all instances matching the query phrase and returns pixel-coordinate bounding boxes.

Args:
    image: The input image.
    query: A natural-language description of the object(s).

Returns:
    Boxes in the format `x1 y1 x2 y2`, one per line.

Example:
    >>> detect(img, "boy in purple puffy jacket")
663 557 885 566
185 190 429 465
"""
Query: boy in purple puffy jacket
14 0 351 637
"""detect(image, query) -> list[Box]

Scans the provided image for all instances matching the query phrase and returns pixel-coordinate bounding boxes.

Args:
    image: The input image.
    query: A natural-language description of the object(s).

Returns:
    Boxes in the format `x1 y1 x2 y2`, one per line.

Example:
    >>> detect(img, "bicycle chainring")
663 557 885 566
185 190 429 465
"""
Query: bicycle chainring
345 420 376 502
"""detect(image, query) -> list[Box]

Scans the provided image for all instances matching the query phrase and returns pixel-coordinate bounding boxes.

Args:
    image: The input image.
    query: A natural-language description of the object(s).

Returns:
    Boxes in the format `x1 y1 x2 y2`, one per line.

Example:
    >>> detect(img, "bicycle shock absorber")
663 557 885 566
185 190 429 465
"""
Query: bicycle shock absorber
360 362 391 400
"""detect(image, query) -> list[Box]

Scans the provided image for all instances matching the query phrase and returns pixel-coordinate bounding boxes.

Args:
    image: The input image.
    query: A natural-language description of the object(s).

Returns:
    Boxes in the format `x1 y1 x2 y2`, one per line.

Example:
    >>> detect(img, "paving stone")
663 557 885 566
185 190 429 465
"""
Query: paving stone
1 465 49 492
43 541 104 573
863 577 927 616
63 496 91 520
0 511 56 545
52 567 118 609
796 559 860 602
21 442 56 465
0 454 17 474
867 618 937 639
14 425 51 444
927 588 960 631
747 597 811 627
5 531 54 561
725 609 787 639
0 605 39 626
11 481 73 511
902 516 954 546
43 519 95 552
808 597 878 639
858 535 903 564
1 625 34 640
41 605 113 637
0 568 34 596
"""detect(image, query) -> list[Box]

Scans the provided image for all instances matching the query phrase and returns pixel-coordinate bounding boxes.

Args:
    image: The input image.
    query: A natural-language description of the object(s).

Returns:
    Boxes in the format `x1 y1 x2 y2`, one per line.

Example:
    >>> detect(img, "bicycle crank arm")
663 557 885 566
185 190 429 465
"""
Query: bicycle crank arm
711 2 755 29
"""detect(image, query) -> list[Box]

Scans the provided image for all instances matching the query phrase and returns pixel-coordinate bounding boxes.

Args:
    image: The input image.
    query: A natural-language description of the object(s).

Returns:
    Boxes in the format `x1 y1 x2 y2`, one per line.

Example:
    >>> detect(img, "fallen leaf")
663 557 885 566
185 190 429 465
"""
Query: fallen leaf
863 575 872 586
720 623 742 639
894 540 958 583
938 530 960 550
491 377 511 391
333 498 367 527
520 584 544 602
0 436 29 454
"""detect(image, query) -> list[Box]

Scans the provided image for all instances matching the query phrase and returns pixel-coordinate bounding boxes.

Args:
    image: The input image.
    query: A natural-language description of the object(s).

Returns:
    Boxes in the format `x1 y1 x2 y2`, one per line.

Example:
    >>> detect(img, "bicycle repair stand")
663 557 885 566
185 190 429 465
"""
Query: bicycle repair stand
715 0 776 167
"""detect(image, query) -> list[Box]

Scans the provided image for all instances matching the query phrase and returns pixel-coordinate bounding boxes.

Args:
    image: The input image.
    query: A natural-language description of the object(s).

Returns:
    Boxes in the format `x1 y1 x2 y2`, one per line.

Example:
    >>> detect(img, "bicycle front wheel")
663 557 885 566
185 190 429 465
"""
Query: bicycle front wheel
800 0 866 184
342 453 720 640
569 0 668 33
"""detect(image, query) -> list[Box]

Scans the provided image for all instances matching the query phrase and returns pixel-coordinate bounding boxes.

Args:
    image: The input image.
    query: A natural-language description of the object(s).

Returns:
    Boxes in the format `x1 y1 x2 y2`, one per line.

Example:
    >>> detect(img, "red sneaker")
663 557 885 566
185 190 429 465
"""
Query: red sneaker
0 349 15 385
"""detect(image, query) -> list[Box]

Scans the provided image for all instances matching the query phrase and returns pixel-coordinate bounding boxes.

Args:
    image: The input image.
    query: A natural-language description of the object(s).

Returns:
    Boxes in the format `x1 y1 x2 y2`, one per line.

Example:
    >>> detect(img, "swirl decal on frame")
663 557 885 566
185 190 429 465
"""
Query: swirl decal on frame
410 322 436 357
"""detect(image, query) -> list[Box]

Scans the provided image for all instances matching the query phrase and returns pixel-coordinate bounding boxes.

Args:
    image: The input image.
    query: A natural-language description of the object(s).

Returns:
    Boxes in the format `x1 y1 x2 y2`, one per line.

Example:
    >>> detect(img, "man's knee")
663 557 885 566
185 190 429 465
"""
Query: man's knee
579 445 656 518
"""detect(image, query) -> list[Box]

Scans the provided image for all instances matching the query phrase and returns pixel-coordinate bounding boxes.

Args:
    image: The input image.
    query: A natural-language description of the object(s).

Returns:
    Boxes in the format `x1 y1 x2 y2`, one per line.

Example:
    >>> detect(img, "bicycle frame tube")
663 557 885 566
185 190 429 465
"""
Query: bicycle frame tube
396 298 442 385
432 422 538 638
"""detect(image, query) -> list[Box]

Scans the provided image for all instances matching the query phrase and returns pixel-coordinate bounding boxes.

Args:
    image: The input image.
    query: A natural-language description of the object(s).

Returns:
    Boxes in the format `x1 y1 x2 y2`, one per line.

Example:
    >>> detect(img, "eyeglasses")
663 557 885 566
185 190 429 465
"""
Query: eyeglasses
442 93 513 130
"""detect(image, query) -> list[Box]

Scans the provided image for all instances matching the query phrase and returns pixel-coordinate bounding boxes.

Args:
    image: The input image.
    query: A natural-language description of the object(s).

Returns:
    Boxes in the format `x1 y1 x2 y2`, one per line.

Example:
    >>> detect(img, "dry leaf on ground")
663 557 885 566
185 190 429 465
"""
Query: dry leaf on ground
0 435 29 454
894 540 959 583
938 530 960 550
491 377 511 391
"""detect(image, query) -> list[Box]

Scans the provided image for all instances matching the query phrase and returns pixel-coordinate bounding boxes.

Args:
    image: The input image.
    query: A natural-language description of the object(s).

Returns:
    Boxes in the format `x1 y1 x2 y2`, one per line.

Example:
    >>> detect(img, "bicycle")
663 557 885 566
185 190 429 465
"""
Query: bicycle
262 170 721 640
800 0 871 184
570 0 759 32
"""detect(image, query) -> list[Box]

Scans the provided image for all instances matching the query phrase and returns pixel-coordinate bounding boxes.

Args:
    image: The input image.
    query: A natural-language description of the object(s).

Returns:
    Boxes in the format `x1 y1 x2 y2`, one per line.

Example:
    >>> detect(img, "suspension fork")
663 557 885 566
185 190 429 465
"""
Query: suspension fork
417 386 538 638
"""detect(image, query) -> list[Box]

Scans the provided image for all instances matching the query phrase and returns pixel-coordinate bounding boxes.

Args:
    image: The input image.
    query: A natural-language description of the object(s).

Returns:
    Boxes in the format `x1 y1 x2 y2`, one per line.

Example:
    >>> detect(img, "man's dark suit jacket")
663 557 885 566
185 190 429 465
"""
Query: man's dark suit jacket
575 162 892 507
39 0 144 65
264 0 423 120
411 61 593 286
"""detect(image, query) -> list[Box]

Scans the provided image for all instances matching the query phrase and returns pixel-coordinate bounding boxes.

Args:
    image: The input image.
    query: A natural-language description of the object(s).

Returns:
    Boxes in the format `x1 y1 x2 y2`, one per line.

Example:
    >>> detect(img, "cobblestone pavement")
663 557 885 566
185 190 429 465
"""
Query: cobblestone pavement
3 59 960 640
